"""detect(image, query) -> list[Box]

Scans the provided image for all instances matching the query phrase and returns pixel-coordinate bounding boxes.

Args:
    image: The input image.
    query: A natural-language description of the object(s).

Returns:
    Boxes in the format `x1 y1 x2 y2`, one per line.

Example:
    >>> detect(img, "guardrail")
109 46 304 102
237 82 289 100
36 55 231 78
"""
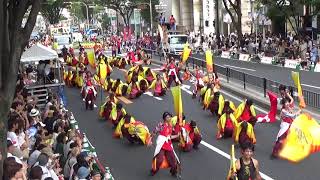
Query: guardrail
143 48 320 109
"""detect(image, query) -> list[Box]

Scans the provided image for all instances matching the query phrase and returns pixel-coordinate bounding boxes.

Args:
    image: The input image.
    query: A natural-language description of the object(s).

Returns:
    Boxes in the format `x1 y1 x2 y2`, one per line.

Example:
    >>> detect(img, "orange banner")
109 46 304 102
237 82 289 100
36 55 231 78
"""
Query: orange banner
206 50 213 73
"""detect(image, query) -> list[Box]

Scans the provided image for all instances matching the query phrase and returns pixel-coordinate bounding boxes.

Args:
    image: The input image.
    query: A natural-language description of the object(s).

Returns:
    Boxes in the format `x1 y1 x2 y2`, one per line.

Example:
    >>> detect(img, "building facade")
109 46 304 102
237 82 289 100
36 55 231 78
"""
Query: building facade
161 0 258 35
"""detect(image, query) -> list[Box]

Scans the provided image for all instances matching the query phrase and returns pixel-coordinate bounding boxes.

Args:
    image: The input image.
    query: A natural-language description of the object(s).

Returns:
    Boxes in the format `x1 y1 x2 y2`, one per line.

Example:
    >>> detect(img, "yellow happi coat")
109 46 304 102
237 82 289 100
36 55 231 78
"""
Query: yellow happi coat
217 113 238 134
114 116 136 138
234 102 256 121
233 121 256 144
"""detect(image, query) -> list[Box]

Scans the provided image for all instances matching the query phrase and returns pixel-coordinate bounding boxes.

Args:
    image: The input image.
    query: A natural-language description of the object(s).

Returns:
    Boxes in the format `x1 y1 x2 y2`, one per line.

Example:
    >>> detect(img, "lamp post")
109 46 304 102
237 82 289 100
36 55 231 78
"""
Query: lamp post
136 1 153 36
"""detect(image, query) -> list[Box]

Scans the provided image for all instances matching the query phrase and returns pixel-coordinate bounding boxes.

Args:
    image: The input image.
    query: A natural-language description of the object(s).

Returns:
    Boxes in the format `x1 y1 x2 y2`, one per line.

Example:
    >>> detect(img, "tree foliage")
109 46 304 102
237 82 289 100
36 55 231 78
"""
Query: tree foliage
222 0 242 43
0 0 41 176
259 0 320 34
41 0 67 24
140 0 159 28
96 0 153 27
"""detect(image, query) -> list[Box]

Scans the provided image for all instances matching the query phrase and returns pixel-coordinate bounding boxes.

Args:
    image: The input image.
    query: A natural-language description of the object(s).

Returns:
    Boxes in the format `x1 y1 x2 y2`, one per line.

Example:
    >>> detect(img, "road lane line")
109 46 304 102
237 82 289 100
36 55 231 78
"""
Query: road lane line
154 96 163 100
143 91 163 101
301 83 320 89
144 92 153 96
200 141 274 180
224 64 256 72
181 84 192 95
118 96 133 104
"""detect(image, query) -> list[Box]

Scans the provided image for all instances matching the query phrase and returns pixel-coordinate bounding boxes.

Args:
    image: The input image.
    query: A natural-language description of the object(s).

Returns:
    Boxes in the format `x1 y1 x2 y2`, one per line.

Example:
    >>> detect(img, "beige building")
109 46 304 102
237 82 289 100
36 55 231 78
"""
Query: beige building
161 0 260 35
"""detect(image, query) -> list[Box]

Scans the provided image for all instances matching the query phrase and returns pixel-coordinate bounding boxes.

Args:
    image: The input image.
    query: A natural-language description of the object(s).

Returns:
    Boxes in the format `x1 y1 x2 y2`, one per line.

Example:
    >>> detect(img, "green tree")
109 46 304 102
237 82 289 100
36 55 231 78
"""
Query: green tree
69 2 85 22
140 0 159 28
96 0 152 27
101 13 112 31
222 0 242 44
259 0 320 34
0 0 41 176
41 0 67 24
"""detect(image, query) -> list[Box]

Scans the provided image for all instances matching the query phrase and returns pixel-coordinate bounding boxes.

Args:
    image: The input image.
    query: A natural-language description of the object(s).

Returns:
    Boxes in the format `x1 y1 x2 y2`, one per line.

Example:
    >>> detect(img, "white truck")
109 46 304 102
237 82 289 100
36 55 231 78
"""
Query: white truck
167 34 188 55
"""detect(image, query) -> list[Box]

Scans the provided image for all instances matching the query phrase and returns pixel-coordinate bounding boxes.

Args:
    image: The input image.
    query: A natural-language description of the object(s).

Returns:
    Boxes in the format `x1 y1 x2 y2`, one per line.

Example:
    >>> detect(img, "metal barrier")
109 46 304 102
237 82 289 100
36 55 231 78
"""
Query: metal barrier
143 48 320 109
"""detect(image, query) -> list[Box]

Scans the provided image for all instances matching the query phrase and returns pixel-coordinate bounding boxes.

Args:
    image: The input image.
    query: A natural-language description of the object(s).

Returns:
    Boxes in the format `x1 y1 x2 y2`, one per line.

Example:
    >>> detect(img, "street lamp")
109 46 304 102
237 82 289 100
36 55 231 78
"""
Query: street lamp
136 0 153 36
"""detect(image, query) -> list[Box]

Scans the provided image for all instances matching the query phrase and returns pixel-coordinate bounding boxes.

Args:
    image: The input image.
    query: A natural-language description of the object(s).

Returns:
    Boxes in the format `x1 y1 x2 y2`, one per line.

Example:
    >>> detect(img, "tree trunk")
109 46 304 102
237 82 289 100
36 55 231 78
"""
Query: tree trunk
236 0 242 47
0 0 41 177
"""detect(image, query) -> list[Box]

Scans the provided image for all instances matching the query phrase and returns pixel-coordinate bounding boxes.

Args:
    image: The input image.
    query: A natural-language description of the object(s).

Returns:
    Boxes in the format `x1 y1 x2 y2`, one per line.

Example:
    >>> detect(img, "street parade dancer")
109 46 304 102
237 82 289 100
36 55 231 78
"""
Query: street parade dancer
234 121 256 147
179 120 202 152
271 98 301 159
208 91 225 116
167 58 180 88
227 142 262 180
110 103 127 128
149 74 167 97
217 107 238 139
83 79 97 110
151 112 180 177
127 77 142 99
234 99 257 127
191 66 205 99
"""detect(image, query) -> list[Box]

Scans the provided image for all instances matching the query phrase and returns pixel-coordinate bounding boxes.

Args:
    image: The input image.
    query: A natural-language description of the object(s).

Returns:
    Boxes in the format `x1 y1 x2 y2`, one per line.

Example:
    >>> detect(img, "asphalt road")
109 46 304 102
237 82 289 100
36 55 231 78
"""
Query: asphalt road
151 53 320 93
65 63 320 180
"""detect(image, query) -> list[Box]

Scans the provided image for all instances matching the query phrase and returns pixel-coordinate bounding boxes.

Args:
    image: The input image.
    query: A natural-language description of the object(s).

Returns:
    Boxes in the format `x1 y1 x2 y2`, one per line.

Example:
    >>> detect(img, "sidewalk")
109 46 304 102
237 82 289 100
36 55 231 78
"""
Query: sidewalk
149 56 320 121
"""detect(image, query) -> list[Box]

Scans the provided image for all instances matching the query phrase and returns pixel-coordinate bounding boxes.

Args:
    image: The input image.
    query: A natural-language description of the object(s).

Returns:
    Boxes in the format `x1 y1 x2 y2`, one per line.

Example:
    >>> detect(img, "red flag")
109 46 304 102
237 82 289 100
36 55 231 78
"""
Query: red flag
256 91 278 123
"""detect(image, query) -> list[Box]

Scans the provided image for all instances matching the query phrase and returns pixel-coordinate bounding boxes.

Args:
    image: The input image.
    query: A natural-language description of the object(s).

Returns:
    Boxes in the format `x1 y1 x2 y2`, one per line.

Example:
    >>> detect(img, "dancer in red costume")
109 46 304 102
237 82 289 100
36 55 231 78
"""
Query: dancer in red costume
151 112 179 177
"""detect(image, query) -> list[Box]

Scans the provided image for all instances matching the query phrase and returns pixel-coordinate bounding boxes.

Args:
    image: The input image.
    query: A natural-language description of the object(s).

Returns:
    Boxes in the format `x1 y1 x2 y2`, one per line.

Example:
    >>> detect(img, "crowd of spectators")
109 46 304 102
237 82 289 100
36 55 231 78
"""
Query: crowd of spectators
3 74 106 179
189 31 319 64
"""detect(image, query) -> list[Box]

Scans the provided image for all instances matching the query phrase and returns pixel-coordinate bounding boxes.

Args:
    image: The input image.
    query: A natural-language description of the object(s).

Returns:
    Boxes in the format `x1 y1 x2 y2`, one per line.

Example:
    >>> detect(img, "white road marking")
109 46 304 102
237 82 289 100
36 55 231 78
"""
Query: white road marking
181 84 193 95
151 68 164 71
301 83 320 89
143 91 163 100
144 91 153 96
154 96 163 100
224 64 256 72
200 141 274 180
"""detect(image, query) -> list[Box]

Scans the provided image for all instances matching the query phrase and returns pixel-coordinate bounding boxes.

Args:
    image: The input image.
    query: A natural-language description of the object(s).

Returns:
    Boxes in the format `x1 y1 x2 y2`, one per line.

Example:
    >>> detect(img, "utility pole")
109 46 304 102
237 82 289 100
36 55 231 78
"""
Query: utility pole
215 0 221 48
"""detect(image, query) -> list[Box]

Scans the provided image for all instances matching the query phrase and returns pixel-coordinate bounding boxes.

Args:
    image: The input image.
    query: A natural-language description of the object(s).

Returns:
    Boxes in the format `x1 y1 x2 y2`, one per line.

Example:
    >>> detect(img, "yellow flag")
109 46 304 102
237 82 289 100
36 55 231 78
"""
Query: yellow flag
182 43 191 63
291 71 306 108
87 51 96 69
227 144 238 180
279 113 320 163
206 50 213 73
171 86 183 126
99 62 107 84
53 42 58 50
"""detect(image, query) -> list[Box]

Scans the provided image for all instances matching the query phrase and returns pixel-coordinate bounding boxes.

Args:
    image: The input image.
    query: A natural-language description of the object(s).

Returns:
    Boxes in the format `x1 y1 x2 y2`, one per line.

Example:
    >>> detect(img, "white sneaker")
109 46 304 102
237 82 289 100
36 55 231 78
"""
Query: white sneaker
82 98 85 102
94 104 97 108
88 100 91 104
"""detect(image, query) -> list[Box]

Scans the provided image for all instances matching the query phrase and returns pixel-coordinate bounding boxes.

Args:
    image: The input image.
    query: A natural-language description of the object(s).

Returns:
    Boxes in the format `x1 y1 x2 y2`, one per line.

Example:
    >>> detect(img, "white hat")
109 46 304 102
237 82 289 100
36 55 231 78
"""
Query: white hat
29 109 40 117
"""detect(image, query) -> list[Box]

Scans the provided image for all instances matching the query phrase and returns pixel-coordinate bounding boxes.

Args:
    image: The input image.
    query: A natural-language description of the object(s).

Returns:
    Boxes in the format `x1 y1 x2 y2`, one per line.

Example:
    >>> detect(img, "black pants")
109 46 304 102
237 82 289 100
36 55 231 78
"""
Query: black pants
167 75 179 88
85 93 94 110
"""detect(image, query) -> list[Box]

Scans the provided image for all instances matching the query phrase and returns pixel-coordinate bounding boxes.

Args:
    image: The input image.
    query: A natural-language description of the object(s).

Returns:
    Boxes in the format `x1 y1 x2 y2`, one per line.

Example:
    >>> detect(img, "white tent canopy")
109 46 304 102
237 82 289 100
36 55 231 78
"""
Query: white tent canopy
21 43 58 63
